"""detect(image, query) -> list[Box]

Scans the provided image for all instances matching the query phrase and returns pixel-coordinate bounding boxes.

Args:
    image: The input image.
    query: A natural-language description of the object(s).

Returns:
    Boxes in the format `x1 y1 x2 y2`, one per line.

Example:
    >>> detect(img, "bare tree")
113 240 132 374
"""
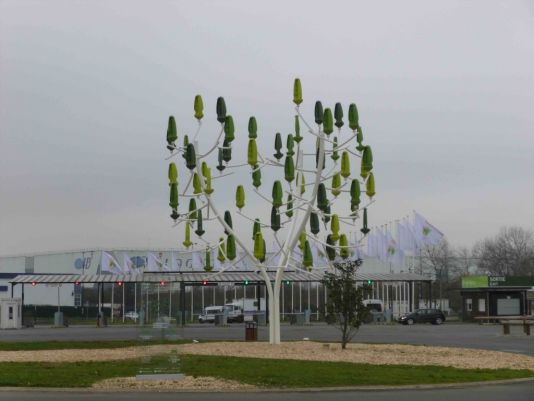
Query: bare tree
453 246 474 278
421 239 455 308
473 227 534 276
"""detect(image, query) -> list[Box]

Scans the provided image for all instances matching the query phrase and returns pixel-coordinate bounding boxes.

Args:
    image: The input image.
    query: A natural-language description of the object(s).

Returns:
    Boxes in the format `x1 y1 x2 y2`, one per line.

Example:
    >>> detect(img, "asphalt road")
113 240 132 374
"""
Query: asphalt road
1 322 533 355
1 381 533 401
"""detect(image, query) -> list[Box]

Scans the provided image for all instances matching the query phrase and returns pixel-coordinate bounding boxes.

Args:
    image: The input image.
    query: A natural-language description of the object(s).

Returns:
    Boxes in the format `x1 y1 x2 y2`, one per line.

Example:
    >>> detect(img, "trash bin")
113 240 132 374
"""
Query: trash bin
245 321 258 341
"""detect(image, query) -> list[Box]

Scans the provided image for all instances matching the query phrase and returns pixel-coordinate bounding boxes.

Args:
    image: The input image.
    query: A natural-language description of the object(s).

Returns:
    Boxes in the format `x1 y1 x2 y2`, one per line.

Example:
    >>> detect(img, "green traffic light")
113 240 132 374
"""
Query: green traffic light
244 280 249 285
367 279 372 285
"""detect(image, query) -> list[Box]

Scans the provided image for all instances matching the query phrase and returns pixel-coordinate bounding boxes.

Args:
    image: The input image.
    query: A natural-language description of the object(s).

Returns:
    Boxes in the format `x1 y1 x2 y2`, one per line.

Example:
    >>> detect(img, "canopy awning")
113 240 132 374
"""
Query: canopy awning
10 271 431 284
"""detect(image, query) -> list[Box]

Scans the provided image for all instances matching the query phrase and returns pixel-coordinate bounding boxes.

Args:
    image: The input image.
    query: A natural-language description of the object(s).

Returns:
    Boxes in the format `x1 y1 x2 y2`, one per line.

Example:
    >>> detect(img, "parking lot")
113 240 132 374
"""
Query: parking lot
1 322 533 356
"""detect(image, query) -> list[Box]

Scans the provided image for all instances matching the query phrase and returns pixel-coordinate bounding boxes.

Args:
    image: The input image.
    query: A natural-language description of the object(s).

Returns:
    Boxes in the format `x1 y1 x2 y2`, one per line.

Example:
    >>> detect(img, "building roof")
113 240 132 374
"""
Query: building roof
10 271 431 284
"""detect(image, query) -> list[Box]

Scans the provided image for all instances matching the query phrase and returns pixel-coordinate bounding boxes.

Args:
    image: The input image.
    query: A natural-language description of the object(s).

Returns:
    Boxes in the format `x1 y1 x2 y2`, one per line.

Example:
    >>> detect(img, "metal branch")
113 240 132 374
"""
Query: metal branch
192 119 203 142
253 188 276 205
236 210 271 228
212 172 234 180
198 126 224 159
181 172 194 196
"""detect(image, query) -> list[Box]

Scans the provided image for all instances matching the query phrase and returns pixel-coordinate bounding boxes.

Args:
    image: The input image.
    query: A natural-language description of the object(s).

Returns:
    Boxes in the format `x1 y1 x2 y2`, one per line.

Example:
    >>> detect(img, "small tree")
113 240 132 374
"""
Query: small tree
322 259 369 349
421 239 454 308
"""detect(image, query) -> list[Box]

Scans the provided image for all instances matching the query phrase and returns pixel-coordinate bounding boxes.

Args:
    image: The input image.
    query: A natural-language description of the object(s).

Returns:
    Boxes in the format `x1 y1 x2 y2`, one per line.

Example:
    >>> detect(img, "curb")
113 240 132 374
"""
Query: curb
1 376 533 393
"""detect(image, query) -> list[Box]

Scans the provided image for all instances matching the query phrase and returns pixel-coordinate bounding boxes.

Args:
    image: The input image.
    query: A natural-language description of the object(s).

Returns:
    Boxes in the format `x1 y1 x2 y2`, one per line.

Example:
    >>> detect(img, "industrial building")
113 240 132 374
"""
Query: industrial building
1 249 432 324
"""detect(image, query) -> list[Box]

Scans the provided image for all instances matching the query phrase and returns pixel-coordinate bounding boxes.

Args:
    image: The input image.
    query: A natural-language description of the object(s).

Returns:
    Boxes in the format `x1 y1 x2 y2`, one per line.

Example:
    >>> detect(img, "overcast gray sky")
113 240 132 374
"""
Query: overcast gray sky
1 0 533 256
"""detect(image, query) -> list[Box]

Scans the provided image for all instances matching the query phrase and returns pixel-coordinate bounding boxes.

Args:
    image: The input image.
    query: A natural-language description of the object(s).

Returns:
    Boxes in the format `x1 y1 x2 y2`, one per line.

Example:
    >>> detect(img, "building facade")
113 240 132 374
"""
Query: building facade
1 248 417 307
460 275 534 320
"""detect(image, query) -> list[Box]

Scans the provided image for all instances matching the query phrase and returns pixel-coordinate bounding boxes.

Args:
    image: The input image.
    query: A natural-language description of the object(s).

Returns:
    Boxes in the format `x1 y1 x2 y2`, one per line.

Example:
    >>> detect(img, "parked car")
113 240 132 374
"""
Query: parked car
124 311 139 321
398 308 445 325
199 306 228 323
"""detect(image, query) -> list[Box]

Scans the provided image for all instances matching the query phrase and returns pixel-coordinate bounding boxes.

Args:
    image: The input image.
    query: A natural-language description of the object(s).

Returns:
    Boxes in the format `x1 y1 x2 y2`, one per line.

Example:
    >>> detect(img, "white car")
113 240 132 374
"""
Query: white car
199 306 226 323
124 311 139 321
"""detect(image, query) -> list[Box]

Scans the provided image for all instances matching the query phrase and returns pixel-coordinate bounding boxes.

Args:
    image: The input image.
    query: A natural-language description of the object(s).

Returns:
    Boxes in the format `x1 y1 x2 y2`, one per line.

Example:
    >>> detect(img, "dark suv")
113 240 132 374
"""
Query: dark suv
398 308 445 325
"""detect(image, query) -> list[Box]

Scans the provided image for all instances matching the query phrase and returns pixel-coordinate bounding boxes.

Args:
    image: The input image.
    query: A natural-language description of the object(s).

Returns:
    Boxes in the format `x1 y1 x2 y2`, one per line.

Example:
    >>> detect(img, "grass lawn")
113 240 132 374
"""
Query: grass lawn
0 340 188 351
0 354 532 388
181 355 534 387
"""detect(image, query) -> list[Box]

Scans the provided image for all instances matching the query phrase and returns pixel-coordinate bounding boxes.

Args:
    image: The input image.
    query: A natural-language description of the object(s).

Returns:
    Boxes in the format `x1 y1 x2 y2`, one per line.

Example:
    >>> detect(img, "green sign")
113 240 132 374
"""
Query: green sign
489 276 534 287
462 275 534 288
462 276 489 288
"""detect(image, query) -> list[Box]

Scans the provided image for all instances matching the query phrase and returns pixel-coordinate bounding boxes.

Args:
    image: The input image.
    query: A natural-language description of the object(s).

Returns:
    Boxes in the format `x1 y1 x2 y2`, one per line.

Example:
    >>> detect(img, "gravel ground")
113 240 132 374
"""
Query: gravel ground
92 376 257 391
0 345 175 363
2 341 534 391
179 341 534 371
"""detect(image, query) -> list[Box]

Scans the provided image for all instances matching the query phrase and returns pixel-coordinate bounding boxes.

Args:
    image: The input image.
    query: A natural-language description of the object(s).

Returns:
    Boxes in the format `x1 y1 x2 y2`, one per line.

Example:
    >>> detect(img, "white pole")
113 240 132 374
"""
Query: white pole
281 283 285 319
316 283 319 321
134 283 137 317
169 284 172 318
190 288 193 322
201 286 204 310
407 281 410 312
111 283 114 323
402 282 404 313
384 283 389 309
299 282 302 313
324 285 327 315
157 284 160 318
406 282 409 313
291 281 295 313
396 283 399 317
307 282 311 314
122 285 125 323
412 281 415 312
401 282 404 314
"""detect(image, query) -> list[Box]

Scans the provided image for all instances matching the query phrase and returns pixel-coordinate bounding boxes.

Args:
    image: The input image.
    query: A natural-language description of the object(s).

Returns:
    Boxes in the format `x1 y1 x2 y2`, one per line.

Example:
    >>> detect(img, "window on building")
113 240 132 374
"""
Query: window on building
8 306 13 320
466 298 473 312
478 298 486 313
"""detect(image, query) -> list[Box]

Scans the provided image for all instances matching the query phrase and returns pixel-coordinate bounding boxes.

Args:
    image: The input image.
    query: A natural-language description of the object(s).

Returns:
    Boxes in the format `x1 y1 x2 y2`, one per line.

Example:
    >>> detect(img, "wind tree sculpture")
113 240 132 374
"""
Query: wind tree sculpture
165 79 376 344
